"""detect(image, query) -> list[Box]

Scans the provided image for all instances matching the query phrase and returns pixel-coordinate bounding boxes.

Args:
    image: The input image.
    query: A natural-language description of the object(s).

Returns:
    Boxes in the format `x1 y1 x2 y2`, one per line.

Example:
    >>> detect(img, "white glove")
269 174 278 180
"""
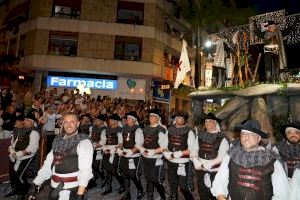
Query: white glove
139 146 146 154
125 150 133 157
110 147 116 155
173 151 183 159
203 161 214 170
163 151 172 160
192 157 203 170
146 149 156 157
117 148 124 157
16 151 24 158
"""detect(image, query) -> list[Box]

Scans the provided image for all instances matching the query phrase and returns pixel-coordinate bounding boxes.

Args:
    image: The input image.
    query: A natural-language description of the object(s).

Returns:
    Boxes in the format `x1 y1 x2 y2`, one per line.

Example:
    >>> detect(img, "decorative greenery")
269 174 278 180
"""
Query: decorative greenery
277 82 288 96
173 84 196 96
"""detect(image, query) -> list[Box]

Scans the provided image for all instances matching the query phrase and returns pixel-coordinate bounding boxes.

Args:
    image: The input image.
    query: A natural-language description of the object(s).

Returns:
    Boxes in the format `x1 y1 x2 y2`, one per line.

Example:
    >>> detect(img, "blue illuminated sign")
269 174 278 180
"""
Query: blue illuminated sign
47 76 118 90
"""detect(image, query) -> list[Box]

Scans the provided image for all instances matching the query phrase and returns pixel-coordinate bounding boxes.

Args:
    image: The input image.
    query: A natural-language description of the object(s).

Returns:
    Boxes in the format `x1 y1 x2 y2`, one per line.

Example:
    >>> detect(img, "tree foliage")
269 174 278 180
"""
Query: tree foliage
179 0 256 33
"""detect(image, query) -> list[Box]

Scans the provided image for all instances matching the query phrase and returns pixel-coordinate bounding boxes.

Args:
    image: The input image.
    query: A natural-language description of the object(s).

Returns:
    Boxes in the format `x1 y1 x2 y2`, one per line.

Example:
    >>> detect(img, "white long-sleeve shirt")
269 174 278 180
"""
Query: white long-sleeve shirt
211 154 289 200
289 168 300 200
33 138 93 189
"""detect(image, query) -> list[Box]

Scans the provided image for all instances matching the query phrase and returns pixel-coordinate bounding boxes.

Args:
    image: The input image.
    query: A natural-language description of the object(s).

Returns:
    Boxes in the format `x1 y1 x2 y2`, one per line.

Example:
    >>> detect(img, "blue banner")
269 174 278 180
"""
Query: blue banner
47 76 118 90
152 81 170 102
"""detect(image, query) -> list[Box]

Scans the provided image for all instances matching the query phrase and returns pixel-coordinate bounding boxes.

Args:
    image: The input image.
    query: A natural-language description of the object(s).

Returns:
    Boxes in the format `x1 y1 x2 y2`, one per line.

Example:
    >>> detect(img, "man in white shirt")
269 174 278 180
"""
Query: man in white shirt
163 111 196 200
140 109 167 200
117 111 144 200
274 121 300 200
28 112 93 200
6 116 40 200
191 113 229 200
211 120 289 200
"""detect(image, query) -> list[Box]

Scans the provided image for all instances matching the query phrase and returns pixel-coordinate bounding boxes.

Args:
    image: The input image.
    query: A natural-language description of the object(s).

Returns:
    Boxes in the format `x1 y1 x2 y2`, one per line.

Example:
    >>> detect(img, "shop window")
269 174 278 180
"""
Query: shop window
52 0 81 19
18 34 26 57
117 1 144 25
115 36 142 61
48 32 78 57
8 38 17 56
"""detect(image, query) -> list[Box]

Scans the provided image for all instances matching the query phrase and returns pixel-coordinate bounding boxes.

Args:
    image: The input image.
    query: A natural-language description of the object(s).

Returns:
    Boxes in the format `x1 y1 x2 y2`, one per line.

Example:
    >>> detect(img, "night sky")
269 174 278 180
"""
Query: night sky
237 0 300 15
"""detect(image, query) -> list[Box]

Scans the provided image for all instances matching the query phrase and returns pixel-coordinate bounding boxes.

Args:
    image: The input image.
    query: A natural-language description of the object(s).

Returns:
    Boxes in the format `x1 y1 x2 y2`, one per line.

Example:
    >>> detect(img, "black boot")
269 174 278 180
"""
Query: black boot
4 190 18 197
147 193 154 200
119 192 131 200
154 182 166 200
169 193 178 200
137 189 145 200
181 189 194 200
101 185 112 195
118 185 125 194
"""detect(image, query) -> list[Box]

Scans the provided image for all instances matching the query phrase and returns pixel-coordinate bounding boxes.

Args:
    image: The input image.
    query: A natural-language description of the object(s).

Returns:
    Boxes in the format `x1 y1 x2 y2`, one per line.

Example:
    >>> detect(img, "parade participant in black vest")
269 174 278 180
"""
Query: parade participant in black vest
88 114 107 189
191 113 229 200
163 111 196 200
28 112 93 200
117 111 144 200
100 113 124 195
211 120 289 200
78 113 92 135
6 115 40 200
274 121 300 178
140 109 167 200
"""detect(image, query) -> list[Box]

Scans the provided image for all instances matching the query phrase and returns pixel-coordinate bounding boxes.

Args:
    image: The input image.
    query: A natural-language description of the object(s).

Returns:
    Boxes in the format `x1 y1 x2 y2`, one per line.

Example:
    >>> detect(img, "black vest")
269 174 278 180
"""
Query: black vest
228 159 274 200
167 125 190 152
198 134 224 160
122 125 139 149
52 145 79 174
15 128 32 151
106 126 122 145
91 126 106 143
143 125 166 149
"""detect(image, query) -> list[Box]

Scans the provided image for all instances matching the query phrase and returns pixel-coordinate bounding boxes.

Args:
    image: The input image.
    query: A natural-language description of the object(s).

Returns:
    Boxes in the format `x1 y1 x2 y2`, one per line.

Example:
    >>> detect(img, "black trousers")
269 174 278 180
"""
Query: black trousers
120 157 143 196
102 153 124 188
264 52 280 82
167 161 194 200
10 157 34 195
196 170 217 200
143 157 165 199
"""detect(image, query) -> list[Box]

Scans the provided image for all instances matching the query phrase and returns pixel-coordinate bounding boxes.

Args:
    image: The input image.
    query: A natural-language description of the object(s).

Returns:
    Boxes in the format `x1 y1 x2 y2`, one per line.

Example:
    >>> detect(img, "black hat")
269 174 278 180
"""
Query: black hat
280 121 300 134
201 113 221 123
126 111 138 121
171 111 189 120
235 120 269 138
148 109 161 117
264 20 278 27
109 113 121 121
81 113 91 120
95 114 107 121
15 114 24 121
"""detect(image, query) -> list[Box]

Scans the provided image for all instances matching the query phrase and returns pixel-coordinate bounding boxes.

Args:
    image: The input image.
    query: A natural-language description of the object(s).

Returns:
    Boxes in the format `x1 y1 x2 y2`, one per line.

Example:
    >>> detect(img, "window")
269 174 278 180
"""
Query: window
117 1 144 25
48 32 78 57
52 0 81 19
8 38 17 56
115 36 142 61
18 34 26 57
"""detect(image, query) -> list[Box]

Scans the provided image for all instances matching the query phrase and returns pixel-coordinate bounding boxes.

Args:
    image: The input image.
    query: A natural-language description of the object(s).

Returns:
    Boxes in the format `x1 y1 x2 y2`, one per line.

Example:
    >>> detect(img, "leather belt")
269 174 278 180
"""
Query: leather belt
238 174 261 181
237 181 260 191
52 175 78 183
239 168 262 176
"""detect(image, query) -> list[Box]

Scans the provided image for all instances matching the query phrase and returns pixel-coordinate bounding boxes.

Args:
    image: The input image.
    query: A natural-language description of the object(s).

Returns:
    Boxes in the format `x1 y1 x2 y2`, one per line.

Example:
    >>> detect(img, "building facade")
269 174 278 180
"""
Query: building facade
0 0 193 109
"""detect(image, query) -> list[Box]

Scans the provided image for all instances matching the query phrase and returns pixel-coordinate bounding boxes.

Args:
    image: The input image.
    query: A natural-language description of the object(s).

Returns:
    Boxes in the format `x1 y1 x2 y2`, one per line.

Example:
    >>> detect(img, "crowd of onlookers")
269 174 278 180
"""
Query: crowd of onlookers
0 86 171 139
